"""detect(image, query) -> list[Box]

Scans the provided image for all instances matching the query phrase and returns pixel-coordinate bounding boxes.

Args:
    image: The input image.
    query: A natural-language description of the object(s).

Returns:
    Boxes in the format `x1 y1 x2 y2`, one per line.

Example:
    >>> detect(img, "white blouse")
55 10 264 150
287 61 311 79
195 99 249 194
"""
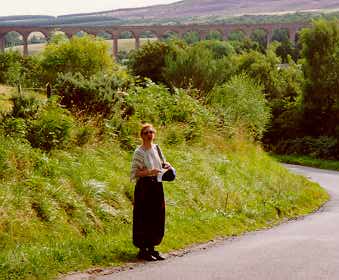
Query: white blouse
130 144 165 181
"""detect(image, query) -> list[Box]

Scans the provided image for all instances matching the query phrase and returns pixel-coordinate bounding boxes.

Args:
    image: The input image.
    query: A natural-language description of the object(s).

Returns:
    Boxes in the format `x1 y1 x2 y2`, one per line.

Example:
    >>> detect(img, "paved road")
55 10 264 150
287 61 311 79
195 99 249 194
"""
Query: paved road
71 165 339 280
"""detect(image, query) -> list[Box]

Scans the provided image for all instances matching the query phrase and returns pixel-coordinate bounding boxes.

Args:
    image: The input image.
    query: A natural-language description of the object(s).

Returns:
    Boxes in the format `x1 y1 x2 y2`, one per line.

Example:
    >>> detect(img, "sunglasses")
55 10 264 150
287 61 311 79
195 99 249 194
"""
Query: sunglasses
143 130 155 135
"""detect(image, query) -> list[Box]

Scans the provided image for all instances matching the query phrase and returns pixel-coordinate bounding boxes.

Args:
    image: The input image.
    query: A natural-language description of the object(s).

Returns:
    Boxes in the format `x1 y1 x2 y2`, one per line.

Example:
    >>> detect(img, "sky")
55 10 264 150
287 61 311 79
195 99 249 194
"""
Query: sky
0 0 178 17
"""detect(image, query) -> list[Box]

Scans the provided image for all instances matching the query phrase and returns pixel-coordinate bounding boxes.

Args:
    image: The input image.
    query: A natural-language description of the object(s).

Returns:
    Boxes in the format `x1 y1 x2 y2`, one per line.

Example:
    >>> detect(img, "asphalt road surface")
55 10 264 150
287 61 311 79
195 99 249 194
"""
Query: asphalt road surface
68 165 339 280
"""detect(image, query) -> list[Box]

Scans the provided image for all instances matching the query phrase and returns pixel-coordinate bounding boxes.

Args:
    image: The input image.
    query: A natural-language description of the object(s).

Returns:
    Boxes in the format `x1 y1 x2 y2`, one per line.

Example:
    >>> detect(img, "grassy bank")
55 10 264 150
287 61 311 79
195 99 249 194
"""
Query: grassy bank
0 130 329 280
273 154 339 171
0 33 332 279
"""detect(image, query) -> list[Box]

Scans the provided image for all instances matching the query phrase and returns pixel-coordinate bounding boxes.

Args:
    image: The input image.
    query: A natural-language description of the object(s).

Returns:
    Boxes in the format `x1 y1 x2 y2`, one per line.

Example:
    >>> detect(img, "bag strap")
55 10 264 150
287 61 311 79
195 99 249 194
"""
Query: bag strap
155 144 165 165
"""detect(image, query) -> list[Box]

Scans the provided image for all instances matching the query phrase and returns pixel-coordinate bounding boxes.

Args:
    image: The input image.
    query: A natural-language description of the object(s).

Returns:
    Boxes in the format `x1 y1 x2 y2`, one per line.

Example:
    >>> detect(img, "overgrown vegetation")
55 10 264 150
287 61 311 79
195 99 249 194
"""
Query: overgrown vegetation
0 20 336 279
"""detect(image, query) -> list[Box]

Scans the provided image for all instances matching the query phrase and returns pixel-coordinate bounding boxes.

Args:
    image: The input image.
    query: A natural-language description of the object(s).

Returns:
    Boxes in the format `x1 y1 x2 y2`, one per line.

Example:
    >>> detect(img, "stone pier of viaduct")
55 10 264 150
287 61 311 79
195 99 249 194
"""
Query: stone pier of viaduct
0 22 309 57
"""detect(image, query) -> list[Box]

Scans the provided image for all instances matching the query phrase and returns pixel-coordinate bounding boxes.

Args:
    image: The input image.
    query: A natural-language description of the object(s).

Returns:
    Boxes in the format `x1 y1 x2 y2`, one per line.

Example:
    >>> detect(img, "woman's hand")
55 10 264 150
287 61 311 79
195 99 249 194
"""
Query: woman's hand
163 162 171 169
136 168 161 177
149 168 161 176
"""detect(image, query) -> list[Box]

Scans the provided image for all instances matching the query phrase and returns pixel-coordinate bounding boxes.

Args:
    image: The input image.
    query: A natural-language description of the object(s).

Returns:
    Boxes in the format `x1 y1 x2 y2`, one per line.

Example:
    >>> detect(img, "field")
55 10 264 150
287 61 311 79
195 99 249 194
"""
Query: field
6 38 157 56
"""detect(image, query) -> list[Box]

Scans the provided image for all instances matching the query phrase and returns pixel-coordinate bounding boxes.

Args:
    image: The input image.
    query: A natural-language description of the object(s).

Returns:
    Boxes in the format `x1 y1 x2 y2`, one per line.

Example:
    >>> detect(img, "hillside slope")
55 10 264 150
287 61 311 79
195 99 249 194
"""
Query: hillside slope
1 0 339 26
66 0 339 19
0 83 329 279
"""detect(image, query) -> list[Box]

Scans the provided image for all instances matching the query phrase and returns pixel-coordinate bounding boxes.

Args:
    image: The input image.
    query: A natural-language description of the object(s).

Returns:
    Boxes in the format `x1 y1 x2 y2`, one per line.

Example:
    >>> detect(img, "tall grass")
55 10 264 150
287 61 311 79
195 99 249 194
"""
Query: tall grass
0 128 328 280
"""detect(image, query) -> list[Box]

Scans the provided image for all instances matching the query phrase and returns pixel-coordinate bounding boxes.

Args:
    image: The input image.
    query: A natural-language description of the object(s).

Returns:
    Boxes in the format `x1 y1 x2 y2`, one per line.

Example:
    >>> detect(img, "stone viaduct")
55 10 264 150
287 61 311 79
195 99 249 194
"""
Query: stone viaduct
0 22 309 57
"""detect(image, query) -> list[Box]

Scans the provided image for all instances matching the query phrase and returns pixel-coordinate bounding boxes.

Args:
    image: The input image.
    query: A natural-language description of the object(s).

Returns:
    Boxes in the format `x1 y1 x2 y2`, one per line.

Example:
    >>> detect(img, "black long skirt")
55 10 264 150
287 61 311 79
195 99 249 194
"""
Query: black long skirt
133 176 165 249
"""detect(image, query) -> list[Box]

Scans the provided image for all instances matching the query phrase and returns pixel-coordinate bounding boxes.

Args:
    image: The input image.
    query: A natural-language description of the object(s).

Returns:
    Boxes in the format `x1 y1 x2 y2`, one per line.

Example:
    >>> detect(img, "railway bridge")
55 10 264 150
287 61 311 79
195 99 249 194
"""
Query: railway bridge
0 22 309 57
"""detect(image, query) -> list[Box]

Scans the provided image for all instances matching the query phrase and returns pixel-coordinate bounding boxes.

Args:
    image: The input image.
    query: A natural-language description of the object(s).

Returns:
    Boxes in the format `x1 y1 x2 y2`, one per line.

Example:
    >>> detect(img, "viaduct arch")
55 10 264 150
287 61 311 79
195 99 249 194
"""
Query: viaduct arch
0 22 309 57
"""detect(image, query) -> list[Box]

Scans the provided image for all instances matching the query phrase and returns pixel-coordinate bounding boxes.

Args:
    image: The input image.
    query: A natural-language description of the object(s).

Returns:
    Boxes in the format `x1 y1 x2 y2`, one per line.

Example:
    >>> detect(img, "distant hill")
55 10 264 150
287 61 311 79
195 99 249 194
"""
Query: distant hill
1 0 339 27
62 0 339 19
0 15 54 22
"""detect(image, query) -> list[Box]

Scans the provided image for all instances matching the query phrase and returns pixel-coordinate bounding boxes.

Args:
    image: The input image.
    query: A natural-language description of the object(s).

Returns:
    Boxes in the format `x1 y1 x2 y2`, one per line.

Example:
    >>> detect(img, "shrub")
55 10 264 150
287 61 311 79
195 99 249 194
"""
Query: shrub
2 117 28 138
105 83 215 148
27 97 75 151
273 136 338 160
275 40 299 63
105 114 140 150
194 40 235 59
8 91 44 119
263 103 304 145
116 50 129 64
20 55 44 88
0 50 22 84
127 40 176 84
208 74 271 139
73 126 95 146
40 35 114 83
229 38 260 54
126 84 213 126
0 135 39 179
3 61 22 86
162 44 233 95
0 51 43 87
54 70 132 115
232 45 282 101
164 124 185 145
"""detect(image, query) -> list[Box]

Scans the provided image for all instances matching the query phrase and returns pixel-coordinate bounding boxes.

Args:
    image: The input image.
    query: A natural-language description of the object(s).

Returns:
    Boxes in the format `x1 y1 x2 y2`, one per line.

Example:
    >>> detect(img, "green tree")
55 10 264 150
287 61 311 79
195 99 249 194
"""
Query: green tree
127 40 176 84
232 44 305 144
272 29 289 42
183 31 200 44
250 29 268 52
208 74 271 139
48 32 69 44
162 43 233 95
233 44 282 101
0 50 22 83
272 29 299 62
40 35 114 83
228 31 246 41
4 32 22 47
300 19 339 137
275 40 298 63
0 51 43 87
194 40 235 59
205 31 223 41
229 37 260 53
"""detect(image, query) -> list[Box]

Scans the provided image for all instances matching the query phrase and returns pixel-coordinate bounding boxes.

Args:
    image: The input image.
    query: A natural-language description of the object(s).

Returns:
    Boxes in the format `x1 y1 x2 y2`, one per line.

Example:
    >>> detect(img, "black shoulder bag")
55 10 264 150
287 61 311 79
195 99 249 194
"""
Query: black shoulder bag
155 145 176 182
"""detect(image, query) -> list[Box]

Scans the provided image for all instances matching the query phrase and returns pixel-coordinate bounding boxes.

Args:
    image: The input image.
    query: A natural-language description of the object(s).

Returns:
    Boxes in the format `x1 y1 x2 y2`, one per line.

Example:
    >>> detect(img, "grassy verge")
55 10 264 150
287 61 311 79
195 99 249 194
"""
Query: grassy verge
272 154 339 171
0 131 329 280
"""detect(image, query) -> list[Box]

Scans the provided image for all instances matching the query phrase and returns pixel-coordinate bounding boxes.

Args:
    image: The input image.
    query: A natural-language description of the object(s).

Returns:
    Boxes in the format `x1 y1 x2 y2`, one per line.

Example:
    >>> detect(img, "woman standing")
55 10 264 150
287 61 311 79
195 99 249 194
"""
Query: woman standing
130 124 170 261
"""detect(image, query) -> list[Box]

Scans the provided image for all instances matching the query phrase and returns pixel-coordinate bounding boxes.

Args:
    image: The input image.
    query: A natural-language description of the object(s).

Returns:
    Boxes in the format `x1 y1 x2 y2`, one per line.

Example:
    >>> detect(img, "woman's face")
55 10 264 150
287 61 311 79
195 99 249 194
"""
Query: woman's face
142 128 155 142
